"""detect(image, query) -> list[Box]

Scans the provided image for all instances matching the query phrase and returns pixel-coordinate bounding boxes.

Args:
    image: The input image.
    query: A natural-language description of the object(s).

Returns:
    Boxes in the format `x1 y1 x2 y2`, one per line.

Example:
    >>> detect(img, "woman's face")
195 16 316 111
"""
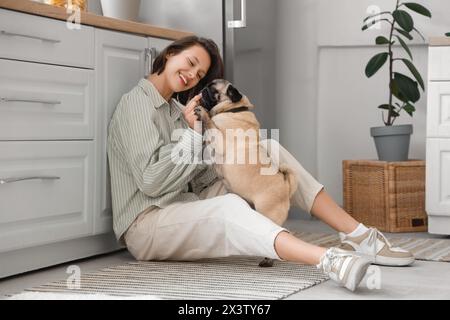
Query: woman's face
164 44 211 93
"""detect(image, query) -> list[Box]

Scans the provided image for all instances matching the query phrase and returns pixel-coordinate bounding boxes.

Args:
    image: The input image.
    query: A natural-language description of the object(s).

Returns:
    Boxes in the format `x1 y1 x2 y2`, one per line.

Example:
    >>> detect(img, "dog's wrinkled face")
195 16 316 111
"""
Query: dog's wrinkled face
200 79 243 112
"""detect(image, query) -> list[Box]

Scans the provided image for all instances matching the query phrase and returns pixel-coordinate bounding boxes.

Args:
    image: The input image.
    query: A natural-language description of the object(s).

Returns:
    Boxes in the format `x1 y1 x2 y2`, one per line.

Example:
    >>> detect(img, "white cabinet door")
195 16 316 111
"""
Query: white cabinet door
0 141 94 252
427 82 450 138
426 138 450 217
428 47 450 81
94 29 148 234
146 37 173 77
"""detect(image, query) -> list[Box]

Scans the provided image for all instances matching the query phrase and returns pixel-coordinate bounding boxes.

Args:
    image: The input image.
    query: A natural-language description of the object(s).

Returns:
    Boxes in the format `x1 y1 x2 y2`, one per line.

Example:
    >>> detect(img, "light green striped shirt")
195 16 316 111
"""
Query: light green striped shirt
107 78 218 244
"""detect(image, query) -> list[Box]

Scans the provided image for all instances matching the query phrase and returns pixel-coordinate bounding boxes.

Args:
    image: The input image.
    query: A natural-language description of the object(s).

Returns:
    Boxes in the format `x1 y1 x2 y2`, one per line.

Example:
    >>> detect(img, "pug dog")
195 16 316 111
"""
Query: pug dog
194 79 298 267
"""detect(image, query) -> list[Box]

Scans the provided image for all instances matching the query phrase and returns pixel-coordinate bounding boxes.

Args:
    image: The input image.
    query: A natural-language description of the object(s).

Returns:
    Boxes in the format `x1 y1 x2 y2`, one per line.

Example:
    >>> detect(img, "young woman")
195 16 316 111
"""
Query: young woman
107 36 414 292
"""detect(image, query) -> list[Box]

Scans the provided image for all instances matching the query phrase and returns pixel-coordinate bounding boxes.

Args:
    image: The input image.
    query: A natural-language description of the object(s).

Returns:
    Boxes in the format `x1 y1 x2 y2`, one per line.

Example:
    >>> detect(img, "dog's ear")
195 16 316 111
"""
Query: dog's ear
226 85 243 103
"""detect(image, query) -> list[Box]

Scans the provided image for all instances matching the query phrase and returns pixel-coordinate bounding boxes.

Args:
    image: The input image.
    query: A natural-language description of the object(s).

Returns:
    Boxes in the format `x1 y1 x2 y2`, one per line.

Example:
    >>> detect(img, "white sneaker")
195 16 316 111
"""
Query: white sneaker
339 227 415 266
316 247 372 291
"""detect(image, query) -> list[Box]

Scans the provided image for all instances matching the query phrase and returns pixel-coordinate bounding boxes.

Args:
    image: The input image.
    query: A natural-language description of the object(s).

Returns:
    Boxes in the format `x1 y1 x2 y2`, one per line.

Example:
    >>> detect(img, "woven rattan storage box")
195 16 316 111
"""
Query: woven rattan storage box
343 160 427 232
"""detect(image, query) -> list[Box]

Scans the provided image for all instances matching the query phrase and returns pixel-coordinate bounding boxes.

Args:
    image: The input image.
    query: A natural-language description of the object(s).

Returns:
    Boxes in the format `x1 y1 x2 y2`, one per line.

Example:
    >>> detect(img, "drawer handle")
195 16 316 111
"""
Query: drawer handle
0 98 61 105
0 176 61 185
0 30 61 44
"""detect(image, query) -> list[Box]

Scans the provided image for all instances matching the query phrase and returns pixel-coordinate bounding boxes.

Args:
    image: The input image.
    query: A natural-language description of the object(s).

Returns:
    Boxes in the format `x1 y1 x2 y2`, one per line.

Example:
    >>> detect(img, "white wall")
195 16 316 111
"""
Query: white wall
276 0 450 217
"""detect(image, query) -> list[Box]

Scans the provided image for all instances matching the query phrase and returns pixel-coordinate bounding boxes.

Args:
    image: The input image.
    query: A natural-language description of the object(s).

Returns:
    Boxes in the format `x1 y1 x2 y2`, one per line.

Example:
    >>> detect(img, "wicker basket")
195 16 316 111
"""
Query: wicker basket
343 160 427 232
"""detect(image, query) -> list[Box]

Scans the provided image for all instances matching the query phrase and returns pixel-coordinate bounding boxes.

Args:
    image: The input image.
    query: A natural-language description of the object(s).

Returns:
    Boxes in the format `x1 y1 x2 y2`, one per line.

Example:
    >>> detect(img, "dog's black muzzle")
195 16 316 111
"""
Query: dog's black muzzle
200 86 217 111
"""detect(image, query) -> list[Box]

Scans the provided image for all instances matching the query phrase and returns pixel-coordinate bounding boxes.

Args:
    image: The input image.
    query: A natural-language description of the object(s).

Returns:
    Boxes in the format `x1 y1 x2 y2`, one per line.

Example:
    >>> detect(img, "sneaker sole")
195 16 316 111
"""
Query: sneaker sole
354 252 415 266
374 255 415 267
344 258 372 291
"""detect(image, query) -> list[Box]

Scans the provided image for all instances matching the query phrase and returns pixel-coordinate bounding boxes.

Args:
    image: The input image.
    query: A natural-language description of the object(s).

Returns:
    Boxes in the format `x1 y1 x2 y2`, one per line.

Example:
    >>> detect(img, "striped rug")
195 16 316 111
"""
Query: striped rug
12 233 449 300
22 256 329 300
293 232 450 262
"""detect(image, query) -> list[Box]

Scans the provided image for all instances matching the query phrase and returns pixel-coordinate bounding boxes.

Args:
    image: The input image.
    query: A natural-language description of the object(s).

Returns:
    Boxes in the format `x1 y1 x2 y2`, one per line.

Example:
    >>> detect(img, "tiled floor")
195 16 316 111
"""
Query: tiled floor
1 218 450 300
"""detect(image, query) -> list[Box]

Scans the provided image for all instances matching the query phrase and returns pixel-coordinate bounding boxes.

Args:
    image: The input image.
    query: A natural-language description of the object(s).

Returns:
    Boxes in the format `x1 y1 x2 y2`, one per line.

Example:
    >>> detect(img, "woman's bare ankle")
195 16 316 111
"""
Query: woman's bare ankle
274 231 327 265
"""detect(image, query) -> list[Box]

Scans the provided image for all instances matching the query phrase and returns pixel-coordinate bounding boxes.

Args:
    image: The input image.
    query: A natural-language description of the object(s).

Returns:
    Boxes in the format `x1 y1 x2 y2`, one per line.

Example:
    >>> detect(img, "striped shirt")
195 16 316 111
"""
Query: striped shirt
107 78 218 244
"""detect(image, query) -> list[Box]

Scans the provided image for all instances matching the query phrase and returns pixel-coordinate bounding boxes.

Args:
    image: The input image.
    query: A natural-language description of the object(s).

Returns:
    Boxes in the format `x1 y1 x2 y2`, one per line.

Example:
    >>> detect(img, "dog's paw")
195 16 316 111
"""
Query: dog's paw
258 257 275 268
194 106 209 121
194 106 211 133
194 106 203 120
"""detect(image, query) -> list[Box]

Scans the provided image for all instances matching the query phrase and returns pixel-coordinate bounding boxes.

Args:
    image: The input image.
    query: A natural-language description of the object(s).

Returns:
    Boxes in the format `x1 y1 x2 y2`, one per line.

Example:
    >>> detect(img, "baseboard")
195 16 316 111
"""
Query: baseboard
0 233 122 279
428 215 450 235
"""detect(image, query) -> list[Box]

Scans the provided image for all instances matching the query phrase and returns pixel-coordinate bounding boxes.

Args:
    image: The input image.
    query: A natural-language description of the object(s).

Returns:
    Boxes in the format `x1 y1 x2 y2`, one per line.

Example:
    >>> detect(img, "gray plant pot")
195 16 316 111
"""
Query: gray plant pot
370 124 413 161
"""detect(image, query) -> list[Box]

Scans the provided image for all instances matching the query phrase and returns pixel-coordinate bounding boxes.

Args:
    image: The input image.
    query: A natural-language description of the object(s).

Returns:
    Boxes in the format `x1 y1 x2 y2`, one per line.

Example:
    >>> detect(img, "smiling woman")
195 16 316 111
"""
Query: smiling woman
151 45 210 100
150 36 224 105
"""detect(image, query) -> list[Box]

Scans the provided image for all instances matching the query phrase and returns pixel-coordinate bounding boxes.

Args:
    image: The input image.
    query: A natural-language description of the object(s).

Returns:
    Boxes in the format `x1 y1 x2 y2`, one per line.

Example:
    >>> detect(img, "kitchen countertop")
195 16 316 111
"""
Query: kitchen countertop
0 0 194 40
429 37 450 46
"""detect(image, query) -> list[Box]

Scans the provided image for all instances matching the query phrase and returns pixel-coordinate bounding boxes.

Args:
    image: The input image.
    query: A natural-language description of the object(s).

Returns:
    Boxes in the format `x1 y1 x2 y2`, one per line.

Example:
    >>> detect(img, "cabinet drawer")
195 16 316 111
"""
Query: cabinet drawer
0 59 94 140
0 9 94 68
428 46 450 81
0 141 94 252
426 138 450 217
427 82 450 138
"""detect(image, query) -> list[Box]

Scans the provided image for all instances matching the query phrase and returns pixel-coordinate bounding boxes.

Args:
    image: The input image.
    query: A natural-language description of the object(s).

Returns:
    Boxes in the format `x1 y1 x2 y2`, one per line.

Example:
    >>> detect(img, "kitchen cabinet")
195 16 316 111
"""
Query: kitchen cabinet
426 39 450 235
0 8 177 278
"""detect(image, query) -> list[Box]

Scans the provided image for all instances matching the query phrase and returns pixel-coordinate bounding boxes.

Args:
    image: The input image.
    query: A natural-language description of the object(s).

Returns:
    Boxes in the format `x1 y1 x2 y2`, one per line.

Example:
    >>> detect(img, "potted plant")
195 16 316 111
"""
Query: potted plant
362 1 431 161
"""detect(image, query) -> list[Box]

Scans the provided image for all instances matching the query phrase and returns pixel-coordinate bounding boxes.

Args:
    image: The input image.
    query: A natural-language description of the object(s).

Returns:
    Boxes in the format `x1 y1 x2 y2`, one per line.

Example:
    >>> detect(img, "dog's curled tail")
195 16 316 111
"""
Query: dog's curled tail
279 165 298 198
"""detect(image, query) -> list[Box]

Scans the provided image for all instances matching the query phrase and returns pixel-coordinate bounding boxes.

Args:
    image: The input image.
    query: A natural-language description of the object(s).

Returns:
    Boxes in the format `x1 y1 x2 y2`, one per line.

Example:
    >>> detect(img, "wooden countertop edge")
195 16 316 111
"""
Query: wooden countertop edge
429 37 450 47
0 0 194 40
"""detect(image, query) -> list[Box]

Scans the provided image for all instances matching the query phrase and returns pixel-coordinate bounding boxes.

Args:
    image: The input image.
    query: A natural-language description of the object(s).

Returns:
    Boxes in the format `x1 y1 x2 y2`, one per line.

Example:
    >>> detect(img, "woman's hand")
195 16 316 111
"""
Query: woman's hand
183 94 203 133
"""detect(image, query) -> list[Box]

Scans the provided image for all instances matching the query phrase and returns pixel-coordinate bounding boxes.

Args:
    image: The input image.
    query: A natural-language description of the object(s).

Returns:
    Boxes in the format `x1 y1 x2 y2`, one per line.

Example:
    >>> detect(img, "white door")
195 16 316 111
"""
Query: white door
94 29 147 234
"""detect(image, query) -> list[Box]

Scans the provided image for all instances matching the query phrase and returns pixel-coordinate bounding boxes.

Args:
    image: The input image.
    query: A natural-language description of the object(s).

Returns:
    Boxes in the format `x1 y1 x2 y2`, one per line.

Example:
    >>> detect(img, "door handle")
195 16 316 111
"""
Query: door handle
145 47 158 77
228 0 247 28
0 176 61 185
0 30 61 44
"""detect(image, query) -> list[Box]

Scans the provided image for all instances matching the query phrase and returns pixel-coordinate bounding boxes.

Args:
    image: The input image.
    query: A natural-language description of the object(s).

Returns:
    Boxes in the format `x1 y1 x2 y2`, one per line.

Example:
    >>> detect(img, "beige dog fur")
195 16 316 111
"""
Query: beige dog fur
196 80 297 227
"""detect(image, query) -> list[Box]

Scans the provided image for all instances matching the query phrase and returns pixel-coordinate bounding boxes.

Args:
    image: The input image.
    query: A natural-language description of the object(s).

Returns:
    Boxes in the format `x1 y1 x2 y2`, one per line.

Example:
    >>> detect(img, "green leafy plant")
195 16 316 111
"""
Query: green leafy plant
446 32 450 37
362 1 431 126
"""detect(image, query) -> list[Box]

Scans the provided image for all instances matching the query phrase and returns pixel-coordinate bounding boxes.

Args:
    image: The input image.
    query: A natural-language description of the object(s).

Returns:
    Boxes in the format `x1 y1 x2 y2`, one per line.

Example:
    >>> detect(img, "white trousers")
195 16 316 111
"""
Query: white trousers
124 139 324 261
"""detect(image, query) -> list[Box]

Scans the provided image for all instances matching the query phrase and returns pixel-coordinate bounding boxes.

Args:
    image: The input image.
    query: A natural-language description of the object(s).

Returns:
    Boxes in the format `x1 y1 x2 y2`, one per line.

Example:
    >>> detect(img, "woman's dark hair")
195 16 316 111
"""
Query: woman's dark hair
152 35 224 105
